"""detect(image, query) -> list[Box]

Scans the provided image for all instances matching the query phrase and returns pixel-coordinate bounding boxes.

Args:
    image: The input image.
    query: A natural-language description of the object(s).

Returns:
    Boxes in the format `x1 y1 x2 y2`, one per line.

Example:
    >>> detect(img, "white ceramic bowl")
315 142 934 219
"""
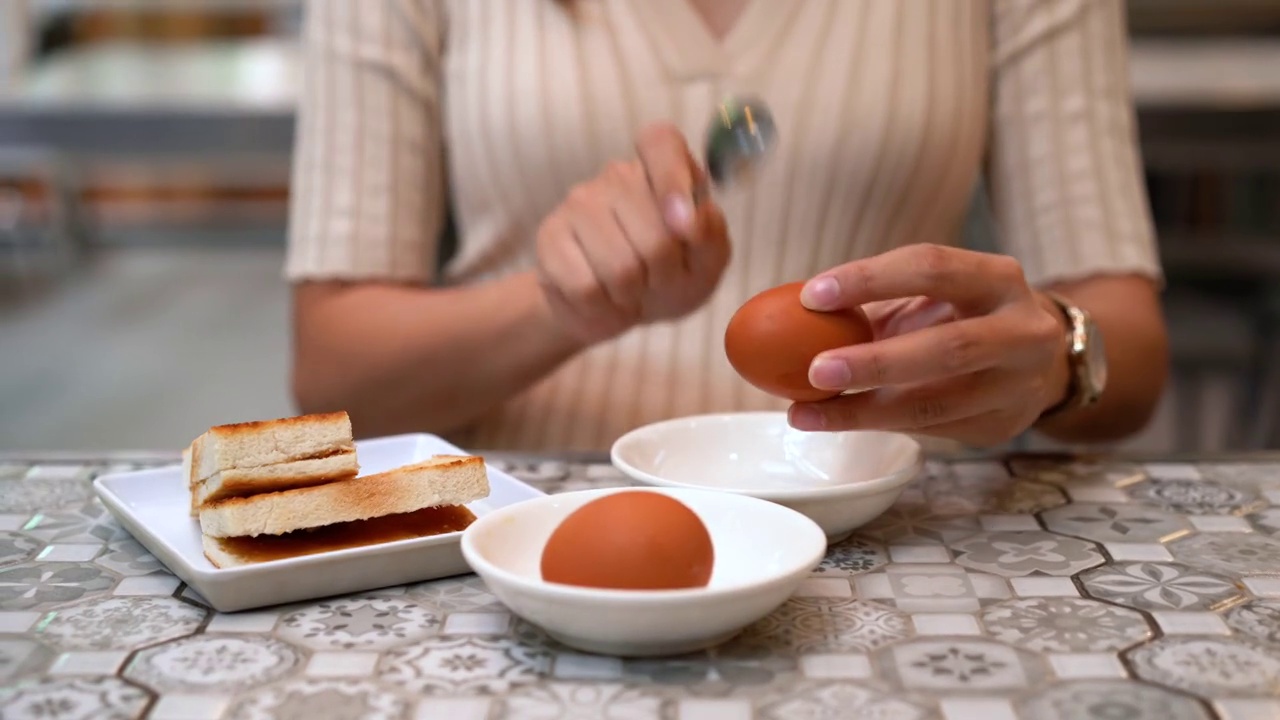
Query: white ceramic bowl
459 486 826 657
611 411 923 542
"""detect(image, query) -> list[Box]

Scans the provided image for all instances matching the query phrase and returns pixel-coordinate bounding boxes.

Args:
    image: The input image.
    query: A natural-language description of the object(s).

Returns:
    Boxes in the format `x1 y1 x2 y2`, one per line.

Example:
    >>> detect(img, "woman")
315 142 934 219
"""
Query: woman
285 0 1169 452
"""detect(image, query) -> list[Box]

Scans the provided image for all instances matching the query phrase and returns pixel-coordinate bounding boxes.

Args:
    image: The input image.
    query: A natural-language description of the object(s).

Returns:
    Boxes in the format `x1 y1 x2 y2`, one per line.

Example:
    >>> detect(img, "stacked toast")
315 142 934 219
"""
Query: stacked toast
184 412 490 568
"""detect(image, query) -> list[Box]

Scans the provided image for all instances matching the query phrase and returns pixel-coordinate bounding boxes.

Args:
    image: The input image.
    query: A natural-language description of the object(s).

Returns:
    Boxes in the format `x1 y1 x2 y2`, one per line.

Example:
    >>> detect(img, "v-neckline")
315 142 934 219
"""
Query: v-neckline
627 0 781 81
685 0 752 44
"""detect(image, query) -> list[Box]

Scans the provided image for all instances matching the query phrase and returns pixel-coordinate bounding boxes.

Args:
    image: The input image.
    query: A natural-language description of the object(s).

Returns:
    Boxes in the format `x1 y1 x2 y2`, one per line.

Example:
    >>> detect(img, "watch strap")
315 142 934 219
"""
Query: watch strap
1039 291 1095 420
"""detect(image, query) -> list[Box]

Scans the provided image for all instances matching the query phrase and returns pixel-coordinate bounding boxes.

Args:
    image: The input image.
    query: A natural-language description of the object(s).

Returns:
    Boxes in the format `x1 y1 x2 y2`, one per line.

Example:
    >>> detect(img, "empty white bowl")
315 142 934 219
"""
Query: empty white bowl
459 486 826 657
610 411 923 541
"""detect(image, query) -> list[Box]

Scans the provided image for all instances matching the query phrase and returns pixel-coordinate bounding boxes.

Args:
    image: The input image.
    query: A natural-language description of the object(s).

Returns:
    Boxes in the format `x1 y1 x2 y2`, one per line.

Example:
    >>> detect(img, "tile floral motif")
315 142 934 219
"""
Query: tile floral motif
1040 503 1191 543
906 463 1067 515
952 531 1103 577
37 596 206 650
758 681 933 720
279 595 440 650
738 598 909 654
403 575 506 612
985 481 1068 515
541 472 635 495
1006 458 1146 486
877 638 1044 692
509 617 561 650
5 455 1280 715
20 502 129 544
813 537 888 576
0 532 41 567
24 465 94 481
379 636 551 695
91 538 163 577
1141 463 1205 480
126 634 301 693
1247 508 1280 537
1019 680 1212 720
1127 480 1262 516
1168 533 1280 576
0 676 148 720
622 640 796 694
501 682 665 720
980 598 1151 652
0 477 94 514
893 466 989 517
854 564 1011 612
489 459 570 484
1129 636 1280 698
1080 562 1244 611
858 505 981 546
0 563 115 610
1196 462 1280 491
1225 601 1280 646
0 639 54 682
229 679 408 720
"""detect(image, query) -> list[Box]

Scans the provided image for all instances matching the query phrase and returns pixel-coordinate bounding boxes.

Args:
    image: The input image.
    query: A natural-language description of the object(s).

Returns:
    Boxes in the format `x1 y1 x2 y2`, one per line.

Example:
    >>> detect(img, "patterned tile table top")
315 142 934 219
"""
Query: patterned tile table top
2 455 1280 720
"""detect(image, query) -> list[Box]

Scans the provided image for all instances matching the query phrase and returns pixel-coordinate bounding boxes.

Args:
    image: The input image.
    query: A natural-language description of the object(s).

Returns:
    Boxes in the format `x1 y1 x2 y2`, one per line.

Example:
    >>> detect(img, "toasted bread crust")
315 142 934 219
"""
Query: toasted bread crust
204 456 478 512
190 411 355 483
199 455 489 538
195 451 360 507
205 411 350 437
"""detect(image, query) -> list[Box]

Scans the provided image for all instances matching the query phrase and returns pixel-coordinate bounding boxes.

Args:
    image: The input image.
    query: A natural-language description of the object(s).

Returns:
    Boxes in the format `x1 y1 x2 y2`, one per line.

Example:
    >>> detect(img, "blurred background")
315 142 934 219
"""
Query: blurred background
0 0 1278 454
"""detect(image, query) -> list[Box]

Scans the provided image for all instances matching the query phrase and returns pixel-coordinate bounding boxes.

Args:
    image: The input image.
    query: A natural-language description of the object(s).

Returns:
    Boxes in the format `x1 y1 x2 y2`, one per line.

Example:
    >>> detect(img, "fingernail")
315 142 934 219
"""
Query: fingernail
809 356 851 389
789 405 825 431
663 194 694 234
801 276 840 310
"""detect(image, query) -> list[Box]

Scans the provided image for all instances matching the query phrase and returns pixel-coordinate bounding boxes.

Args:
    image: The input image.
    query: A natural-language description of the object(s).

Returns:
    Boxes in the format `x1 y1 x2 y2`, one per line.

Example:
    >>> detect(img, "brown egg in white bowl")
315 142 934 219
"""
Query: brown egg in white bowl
459 487 825 658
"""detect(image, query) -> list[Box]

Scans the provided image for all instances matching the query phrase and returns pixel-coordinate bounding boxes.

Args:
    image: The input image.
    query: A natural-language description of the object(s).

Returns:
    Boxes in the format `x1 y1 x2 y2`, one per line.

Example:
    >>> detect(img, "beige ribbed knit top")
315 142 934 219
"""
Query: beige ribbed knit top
285 0 1163 452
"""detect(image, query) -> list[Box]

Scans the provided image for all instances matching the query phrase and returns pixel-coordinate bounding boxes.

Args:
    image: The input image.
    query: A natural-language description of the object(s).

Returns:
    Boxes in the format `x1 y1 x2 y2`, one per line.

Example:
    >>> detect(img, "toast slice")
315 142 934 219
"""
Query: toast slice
186 411 357 515
201 504 478 568
182 446 194 488
192 451 359 508
190 411 355 482
198 454 489 538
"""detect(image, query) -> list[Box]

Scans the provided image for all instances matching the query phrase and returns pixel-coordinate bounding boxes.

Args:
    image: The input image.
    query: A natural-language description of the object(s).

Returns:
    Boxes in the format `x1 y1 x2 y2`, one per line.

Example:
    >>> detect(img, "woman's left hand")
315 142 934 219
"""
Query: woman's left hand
787 244 1070 446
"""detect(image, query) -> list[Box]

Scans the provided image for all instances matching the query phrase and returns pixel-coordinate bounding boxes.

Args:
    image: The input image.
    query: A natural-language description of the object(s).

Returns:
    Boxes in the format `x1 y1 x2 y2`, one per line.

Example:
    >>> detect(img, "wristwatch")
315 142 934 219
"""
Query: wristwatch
1040 291 1107 418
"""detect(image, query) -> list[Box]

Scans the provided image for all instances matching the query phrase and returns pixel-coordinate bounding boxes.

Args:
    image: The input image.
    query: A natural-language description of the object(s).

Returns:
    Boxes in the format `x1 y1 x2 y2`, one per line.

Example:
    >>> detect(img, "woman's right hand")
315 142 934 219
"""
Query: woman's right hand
535 122 732 345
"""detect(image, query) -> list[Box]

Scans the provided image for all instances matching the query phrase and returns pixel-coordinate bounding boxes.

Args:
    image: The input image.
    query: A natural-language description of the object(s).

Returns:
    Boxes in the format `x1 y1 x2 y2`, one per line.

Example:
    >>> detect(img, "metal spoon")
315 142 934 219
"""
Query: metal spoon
703 95 778 189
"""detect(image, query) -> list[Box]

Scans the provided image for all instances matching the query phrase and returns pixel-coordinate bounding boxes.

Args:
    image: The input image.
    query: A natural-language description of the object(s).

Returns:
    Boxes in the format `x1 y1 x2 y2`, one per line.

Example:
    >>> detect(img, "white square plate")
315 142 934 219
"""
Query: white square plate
93 433 544 612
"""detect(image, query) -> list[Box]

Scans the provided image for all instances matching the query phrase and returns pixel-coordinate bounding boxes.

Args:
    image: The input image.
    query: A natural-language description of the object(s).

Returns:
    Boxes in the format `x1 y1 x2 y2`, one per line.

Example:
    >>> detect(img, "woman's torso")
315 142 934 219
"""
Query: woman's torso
441 0 992 451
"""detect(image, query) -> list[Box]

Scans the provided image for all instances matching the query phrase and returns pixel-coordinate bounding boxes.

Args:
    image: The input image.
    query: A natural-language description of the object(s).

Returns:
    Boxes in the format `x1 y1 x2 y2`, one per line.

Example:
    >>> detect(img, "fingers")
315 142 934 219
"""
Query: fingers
536 123 730 341
633 122 730 281
903 410 1018 448
789 370 1009 433
686 200 731 279
606 162 686 290
807 312 1042 392
535 214 628 334
563 184 648 317
635 123 700 238
801 244 1029 316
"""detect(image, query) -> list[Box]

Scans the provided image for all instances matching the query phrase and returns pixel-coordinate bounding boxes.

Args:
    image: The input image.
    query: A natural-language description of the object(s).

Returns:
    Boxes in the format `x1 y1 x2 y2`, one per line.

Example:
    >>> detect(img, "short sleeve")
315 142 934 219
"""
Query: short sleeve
284 0 448 283
986 0 1163 287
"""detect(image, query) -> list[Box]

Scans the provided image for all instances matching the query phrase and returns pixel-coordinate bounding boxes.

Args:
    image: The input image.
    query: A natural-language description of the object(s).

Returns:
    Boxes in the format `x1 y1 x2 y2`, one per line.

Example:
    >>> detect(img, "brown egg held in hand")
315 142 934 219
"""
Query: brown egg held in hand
540 491 714 590
724 281 874 402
